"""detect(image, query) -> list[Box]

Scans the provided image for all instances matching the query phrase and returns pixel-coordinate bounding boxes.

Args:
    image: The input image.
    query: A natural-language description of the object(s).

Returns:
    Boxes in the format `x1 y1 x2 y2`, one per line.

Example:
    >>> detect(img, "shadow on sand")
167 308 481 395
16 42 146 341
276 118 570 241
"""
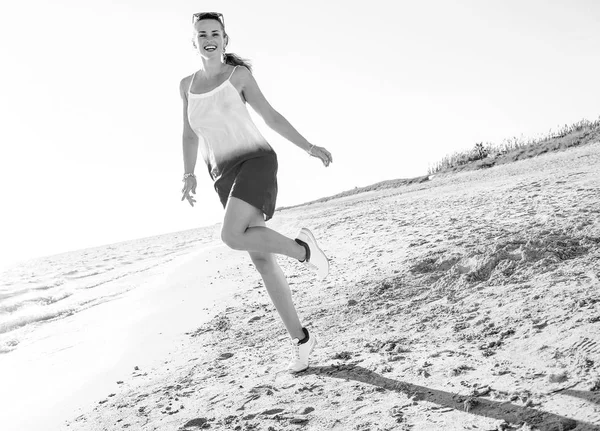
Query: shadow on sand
561 389 600 406
305 364 598 430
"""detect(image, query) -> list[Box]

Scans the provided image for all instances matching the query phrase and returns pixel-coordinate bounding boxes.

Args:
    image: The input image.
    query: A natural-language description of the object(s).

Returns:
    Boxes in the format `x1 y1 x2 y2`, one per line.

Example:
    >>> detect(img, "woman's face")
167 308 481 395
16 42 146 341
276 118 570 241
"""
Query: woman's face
193 19 228 59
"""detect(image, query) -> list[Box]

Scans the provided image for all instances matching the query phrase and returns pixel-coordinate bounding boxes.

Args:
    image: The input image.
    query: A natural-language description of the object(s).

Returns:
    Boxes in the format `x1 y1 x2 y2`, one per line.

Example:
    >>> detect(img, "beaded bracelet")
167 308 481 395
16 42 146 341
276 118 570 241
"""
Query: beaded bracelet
183 173 196 181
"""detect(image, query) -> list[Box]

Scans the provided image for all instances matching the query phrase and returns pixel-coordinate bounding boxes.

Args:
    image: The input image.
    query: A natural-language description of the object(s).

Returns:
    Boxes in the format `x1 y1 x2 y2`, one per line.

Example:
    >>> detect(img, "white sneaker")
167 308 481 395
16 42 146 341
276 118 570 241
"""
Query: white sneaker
287 328 317 374
295 228 329 280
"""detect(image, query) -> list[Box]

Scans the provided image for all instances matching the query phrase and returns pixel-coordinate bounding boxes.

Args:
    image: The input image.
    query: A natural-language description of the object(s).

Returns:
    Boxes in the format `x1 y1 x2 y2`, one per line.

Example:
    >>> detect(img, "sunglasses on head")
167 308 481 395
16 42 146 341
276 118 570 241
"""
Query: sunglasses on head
192 12 225 26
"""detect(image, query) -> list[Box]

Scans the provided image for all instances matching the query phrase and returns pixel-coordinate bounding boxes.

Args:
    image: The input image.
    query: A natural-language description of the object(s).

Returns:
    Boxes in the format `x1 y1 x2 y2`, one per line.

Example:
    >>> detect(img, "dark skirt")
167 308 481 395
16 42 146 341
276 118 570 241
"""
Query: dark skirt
214 152 278 221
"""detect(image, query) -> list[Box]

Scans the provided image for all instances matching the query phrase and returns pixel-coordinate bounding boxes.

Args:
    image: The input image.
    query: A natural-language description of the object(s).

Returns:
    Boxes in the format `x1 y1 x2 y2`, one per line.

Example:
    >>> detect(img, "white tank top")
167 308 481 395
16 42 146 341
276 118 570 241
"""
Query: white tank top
187 66 274 181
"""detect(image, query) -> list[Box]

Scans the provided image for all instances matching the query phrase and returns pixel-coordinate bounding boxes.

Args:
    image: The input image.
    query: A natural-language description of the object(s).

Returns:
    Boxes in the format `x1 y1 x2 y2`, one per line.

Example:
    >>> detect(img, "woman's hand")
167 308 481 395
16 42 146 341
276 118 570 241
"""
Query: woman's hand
309 145 333 167
181 176 197 207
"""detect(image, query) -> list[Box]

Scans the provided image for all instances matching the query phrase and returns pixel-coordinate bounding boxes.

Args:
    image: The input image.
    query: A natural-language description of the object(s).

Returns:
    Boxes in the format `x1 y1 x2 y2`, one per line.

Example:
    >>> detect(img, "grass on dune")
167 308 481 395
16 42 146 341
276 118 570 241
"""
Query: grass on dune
427 116 600 175
278 116 600 211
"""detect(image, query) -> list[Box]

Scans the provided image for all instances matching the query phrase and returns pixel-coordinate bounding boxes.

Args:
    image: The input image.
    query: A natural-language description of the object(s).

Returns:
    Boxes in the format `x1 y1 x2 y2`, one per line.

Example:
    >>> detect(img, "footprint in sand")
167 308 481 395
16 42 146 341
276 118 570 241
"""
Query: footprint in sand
569 337 600 355
182 417 210 429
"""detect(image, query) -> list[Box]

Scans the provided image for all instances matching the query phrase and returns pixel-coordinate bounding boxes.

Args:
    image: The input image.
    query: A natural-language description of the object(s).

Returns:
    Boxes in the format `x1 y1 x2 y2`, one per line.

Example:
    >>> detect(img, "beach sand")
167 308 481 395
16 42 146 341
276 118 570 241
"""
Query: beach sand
65 142 599 431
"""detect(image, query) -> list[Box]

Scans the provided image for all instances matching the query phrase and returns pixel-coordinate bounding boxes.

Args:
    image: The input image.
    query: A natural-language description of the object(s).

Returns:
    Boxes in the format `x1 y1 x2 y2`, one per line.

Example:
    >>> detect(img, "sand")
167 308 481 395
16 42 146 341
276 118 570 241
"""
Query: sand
66 142 600 431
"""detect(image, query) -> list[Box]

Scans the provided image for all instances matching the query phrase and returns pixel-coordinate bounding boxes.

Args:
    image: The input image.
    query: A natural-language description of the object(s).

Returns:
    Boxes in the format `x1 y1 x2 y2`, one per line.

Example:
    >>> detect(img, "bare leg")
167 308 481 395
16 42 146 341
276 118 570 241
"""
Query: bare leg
248 250 304 340
221 197 306 260
220 198 304 339
240 209 304 340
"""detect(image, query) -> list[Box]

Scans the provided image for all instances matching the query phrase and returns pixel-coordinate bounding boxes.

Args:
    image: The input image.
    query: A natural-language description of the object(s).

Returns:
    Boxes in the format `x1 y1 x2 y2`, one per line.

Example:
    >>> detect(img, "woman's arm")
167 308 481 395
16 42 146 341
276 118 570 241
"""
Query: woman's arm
180 76 199 206
237 68 332 167
180 76 199 172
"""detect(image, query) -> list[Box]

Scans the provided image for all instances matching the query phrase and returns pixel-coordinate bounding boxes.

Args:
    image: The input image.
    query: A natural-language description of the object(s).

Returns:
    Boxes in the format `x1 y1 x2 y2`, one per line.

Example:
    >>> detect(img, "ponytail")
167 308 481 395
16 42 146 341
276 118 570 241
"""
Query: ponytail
224 53 253 72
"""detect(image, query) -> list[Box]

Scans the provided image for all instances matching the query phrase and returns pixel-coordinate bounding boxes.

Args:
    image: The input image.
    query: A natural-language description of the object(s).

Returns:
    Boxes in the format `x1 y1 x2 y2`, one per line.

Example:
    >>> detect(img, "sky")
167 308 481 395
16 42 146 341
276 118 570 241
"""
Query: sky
1 0 599 267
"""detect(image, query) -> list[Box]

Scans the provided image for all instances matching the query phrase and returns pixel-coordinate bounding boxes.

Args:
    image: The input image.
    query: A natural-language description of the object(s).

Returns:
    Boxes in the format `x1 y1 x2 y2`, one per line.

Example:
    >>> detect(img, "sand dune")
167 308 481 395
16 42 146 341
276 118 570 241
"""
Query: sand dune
67 142 600 430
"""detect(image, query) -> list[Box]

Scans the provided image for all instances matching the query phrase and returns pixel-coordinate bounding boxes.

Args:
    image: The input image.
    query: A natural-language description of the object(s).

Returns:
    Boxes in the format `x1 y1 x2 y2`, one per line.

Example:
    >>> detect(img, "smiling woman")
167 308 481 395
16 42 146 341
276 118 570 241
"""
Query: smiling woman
191 12 253 71
179 11 333 374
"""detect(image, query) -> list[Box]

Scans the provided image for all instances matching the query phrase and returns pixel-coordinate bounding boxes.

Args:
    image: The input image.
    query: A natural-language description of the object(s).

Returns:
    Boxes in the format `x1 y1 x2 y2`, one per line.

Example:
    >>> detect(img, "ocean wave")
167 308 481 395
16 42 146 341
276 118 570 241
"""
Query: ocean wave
1 279 66 298
67 270 104 279
0 292 16 301
0 337 19 354
0 290 74 315
0 304 76 335
29 279 66 291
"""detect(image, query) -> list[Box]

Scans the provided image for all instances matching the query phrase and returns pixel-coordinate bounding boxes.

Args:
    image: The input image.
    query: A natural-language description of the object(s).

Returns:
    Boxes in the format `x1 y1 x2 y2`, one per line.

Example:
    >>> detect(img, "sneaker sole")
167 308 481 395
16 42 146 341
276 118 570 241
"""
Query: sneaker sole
300 228 329 279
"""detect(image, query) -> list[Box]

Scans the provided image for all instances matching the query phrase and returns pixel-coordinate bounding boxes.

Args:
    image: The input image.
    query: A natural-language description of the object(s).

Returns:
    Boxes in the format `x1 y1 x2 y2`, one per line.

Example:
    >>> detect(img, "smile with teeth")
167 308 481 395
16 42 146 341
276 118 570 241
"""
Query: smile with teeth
204 45 218 52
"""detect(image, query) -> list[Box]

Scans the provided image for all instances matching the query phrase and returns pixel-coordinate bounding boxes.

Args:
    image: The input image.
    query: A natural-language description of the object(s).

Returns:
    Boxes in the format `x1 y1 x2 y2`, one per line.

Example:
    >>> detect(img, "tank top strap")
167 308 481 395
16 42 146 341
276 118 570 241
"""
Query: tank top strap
188 72 196 93
227 65 238 81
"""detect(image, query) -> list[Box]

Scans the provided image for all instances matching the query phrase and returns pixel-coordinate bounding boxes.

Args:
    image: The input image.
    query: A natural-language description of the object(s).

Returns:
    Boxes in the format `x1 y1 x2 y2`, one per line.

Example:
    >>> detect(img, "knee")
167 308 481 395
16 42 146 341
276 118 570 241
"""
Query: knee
251 255 277 275
221 228 243 250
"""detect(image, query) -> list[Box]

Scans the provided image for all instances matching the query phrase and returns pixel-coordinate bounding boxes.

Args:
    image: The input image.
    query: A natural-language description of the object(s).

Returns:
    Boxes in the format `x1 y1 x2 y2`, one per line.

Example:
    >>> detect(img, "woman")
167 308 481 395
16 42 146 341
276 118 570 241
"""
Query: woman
180 12 333 373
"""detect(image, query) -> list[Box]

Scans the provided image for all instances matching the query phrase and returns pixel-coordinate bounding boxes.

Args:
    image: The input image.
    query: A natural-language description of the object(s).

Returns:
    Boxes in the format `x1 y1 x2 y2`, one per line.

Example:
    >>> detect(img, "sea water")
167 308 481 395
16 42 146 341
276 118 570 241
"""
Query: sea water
0 226 219 354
